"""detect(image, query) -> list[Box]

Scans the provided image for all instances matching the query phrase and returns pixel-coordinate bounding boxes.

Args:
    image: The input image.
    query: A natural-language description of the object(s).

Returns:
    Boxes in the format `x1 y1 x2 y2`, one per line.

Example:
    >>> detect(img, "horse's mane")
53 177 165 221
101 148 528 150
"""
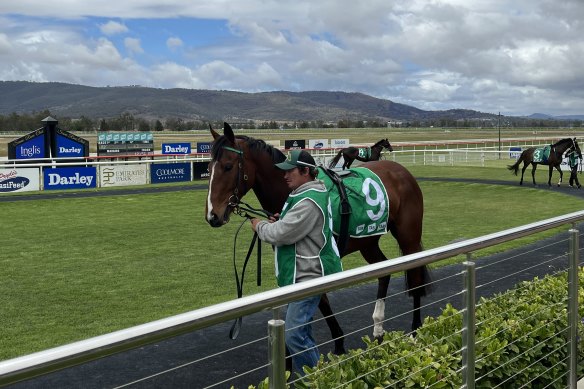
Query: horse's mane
552 138 574 147
373 139 386 147
211 134 286 163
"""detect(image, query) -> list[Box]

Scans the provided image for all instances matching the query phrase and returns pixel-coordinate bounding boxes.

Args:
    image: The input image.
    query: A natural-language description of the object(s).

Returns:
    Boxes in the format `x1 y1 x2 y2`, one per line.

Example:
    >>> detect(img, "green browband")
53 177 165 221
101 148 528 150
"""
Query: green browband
223 146 243 155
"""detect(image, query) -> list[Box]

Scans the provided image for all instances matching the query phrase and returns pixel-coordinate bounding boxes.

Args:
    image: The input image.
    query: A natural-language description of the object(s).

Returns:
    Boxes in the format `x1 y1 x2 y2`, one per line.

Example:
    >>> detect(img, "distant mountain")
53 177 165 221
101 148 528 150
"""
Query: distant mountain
0 81 498 122
528 113 584 120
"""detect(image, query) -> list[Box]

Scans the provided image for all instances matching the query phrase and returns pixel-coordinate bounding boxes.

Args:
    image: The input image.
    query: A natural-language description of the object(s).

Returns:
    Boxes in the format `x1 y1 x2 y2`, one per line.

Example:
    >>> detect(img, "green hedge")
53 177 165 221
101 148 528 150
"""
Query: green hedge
249 270 584 388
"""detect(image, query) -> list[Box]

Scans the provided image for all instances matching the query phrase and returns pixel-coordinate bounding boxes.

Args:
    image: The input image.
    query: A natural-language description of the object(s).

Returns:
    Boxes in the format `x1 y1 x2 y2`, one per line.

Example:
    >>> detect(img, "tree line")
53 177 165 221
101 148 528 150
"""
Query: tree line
0 110 581 133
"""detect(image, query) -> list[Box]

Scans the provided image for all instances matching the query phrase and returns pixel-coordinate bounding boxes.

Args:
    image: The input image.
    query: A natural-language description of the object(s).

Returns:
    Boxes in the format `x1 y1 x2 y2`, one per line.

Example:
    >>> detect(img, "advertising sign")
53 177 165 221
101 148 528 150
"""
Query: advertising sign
509 147 522 159
308 139 329 149
15 134 45 159
43 167 97 190
55 134 85 158
151 162 191 184
54 128 88 158
197 142 212 154
331 139 350 148
99 164 148 187
98 132 154 156
0 168 40 193
192 162 210 179
162 143 192 155
284 139 305 149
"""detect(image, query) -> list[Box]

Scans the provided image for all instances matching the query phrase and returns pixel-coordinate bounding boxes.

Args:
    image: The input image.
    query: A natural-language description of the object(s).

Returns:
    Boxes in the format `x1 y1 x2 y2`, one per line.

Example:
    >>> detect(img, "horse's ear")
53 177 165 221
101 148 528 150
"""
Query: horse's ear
210 124 220 140
224 122 235 144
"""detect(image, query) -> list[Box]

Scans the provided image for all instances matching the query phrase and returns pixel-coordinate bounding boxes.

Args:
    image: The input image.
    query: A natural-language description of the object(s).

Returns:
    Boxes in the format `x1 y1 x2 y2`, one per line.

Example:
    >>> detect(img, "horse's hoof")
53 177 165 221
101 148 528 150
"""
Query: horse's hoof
373 335 384 345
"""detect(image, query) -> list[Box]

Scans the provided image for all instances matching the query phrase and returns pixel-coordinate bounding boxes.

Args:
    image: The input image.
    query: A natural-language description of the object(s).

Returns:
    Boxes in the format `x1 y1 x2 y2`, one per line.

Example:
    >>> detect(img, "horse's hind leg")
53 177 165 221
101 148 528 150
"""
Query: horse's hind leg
519 162 528 185
318 293 346 354
531 164 538 186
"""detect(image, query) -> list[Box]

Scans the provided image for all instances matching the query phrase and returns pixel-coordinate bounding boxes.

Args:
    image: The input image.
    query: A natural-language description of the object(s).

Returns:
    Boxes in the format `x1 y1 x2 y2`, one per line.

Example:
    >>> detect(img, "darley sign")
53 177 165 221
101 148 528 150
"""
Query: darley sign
43 167 97 190
162 143 191 154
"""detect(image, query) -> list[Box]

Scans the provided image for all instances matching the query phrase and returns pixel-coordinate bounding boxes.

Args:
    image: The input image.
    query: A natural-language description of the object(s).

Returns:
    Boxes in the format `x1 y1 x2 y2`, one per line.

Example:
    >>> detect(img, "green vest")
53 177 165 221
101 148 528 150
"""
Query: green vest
275 188 342 287
569 152 579 168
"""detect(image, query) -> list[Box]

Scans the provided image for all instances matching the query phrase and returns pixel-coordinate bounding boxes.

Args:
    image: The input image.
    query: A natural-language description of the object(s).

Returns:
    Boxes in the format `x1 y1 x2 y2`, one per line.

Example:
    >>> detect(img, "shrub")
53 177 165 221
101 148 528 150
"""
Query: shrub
245 270 584 388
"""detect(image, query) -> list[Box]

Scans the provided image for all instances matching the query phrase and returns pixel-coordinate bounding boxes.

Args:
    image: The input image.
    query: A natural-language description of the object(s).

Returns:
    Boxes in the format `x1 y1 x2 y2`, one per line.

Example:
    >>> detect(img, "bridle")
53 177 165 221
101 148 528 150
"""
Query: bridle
221 145 273 220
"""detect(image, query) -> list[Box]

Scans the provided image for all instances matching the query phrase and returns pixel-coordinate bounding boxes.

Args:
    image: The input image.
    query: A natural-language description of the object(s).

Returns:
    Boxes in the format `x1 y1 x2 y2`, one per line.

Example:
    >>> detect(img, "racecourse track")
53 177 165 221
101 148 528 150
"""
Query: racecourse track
4 177 584 388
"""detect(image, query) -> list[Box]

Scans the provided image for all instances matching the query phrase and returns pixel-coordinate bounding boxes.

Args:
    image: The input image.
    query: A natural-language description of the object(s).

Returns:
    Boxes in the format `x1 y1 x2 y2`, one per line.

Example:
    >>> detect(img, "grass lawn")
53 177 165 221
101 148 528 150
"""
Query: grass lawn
1 164 584 360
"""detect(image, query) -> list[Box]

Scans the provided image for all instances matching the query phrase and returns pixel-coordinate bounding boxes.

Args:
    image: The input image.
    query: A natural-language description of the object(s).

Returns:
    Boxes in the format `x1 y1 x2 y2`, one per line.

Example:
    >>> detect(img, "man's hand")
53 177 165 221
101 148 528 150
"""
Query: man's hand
250 218 261 232
251 213 279 232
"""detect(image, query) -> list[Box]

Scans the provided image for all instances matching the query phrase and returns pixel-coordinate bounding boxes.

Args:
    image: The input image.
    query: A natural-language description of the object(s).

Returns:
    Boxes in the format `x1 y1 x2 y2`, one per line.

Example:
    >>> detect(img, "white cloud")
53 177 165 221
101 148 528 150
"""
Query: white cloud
166 37 183 50
99 21 128 36
124 37 144 55
1 1 584 115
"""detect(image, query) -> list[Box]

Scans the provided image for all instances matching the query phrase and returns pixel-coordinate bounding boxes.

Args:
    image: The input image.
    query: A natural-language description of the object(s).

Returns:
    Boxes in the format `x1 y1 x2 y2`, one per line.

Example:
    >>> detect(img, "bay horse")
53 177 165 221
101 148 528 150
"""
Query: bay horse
328 138 393 169
205 123 429 355
508 138 580 186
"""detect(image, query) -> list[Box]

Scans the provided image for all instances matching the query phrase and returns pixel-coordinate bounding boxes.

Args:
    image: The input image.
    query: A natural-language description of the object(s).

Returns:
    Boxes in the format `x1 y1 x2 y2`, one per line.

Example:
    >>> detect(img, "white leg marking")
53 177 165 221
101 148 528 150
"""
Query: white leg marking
206 162 217 222
372 299 385 338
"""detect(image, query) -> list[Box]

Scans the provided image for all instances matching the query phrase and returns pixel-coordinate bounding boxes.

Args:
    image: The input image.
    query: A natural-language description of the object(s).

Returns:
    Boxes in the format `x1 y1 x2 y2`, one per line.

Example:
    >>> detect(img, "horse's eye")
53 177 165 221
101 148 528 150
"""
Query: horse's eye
224 164 233 172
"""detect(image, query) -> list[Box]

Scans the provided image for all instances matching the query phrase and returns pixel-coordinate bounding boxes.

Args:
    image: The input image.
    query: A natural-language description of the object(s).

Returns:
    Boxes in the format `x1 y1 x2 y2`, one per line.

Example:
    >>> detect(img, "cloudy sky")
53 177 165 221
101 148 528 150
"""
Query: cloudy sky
1 1 583 116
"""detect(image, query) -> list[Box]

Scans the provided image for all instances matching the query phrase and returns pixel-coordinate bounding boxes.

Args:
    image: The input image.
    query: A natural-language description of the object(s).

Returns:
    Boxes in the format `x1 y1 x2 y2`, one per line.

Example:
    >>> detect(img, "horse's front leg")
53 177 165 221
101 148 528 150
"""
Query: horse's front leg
548 165 554 187
372 275 390 341
556 165 563 187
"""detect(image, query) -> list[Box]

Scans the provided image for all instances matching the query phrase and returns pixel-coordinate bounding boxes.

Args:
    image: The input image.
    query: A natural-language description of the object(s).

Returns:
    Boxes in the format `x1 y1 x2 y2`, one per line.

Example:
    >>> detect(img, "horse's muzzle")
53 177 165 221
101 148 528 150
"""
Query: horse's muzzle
207 211 230 227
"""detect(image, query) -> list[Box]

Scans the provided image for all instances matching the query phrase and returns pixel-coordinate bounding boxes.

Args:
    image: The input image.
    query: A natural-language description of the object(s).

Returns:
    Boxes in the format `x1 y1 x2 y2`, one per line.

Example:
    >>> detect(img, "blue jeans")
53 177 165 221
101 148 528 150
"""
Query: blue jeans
285 295 321 374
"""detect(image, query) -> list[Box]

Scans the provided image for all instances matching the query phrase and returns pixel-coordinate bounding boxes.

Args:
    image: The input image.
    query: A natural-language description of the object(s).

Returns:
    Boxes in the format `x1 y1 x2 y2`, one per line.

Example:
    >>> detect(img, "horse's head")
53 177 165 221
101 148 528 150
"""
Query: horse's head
380 138 393 152
573 138 582 159
205 123 287 227
205 122 254 227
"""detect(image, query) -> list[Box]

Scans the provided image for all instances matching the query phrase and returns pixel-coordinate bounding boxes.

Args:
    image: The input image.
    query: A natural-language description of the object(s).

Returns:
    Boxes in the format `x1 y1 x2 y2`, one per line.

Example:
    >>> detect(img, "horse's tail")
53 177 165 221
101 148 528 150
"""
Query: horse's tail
328 150 343 168
507 154 523 175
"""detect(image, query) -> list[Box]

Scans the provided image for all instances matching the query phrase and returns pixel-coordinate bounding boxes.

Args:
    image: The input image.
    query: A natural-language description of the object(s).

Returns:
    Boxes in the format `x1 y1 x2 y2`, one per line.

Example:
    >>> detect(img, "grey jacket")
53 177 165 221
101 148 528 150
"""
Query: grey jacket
255 179 331 283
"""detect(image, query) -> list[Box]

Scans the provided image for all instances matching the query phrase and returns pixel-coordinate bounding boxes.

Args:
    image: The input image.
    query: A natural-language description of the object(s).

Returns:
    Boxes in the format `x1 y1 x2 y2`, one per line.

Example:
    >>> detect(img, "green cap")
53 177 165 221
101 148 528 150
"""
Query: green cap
275 150 316 171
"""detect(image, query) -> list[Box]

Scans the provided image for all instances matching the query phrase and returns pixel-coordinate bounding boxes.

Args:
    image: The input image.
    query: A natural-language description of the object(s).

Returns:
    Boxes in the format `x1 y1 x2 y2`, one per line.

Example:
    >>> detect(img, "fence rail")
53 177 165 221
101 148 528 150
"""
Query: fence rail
0 210 582 387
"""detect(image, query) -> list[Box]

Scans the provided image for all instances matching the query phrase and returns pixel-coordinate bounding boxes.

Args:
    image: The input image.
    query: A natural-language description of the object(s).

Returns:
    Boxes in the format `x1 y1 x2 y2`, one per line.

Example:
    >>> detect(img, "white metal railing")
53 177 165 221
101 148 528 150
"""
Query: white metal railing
0 211 582 387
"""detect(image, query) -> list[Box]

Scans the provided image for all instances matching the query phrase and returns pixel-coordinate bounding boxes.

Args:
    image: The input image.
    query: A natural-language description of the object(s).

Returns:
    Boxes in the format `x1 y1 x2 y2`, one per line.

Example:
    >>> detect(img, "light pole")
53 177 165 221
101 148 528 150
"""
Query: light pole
498 112 501 159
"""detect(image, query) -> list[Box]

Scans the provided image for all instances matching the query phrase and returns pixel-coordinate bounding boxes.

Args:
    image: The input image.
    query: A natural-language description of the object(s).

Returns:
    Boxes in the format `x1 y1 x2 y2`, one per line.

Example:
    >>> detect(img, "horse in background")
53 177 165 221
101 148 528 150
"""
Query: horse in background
328 138 393 169
205 123 430 356
508 137 580 186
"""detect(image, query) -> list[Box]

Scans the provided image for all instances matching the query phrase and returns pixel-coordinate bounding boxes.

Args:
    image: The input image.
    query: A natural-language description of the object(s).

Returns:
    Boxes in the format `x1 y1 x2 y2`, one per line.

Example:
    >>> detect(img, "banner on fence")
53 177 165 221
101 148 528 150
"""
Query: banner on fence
308 139 329 149
99 164 148 187
331 139 350 148
151 162 191 183
509 147 522 159
0 168 40 193
43 167 97 190
192 162 210 179
284 140 305 149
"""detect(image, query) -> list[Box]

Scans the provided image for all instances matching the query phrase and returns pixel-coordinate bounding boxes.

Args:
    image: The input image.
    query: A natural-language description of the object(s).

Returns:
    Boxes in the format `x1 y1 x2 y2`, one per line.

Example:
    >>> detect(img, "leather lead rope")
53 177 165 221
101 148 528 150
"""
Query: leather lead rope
228 203 272 340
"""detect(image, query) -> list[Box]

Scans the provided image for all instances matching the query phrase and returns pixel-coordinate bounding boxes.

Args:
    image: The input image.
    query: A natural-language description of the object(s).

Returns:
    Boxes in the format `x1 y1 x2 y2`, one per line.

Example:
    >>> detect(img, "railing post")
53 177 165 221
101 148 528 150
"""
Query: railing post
567 228 579 388
462 258 476 389
268 319 286 389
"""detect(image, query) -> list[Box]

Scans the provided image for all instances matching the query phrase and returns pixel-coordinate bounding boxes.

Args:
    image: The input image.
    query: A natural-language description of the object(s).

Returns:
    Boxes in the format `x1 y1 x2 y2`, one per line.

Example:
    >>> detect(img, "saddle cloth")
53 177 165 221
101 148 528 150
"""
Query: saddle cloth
533 145 551 163
357 147 371 159
317 167 389 238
